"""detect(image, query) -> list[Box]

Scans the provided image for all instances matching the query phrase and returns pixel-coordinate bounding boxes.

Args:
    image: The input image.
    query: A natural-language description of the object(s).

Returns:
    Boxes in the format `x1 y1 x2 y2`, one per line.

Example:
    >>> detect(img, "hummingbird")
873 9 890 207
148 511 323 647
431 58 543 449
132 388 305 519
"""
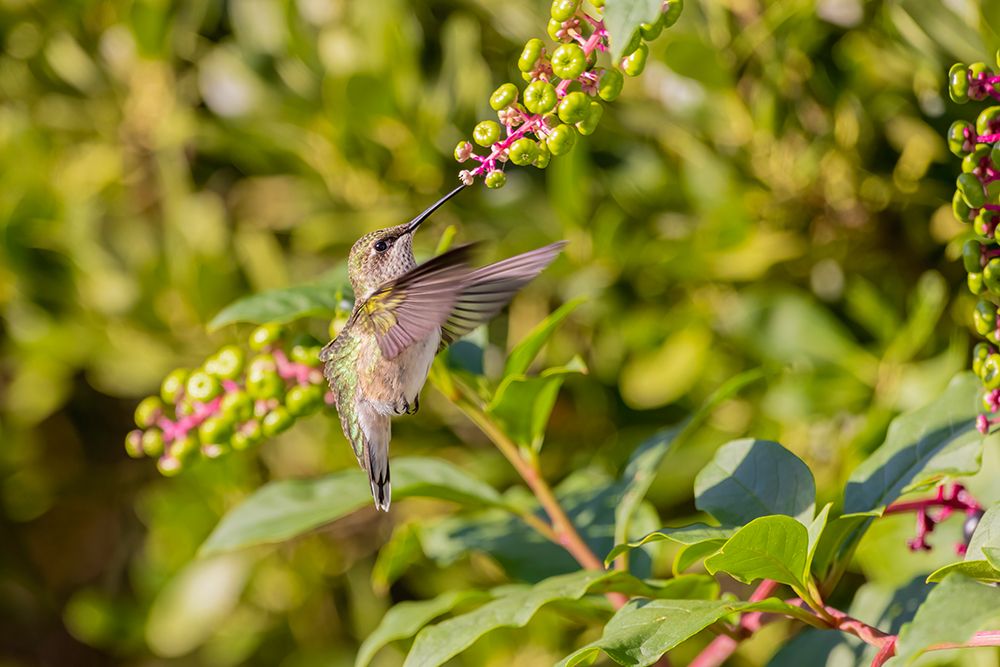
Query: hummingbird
320 184 566 511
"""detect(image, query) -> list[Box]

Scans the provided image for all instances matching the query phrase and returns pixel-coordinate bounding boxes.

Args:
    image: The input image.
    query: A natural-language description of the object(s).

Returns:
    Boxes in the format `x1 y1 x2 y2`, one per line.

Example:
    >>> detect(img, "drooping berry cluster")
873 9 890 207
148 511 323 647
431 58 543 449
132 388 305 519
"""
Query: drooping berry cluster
125 324 330 475
455 0 683 188
884 483 984 554
946 56 1000 433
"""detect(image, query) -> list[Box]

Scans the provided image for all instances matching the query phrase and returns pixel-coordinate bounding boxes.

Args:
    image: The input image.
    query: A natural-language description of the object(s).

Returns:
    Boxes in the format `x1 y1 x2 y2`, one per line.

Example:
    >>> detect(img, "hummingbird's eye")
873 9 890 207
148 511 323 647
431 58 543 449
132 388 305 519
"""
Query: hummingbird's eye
373 239 389 253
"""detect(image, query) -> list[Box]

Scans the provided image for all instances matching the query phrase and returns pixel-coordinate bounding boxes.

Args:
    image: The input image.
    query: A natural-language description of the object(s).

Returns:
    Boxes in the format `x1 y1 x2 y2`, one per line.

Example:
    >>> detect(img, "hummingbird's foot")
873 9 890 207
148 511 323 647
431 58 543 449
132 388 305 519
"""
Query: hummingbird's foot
393 397 410 415
409 395 420 415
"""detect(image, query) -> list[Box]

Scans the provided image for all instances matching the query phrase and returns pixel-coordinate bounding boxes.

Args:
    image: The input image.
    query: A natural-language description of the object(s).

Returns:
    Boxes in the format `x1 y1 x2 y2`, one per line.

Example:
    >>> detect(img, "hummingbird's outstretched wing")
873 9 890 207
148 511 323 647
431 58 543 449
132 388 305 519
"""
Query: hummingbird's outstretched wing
439 241 567 350
354 243 478 360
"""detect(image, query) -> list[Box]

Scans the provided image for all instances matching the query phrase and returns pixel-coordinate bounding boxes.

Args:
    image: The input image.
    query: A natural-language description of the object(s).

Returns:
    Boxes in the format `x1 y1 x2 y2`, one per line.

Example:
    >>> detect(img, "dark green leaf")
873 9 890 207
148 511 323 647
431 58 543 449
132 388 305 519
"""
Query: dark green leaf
695 439 816 526
843 373 986 514
809 513 877 582
895 574 1000 663
604 0 662 62
704 515 809 589
200 458 505 555
504 296 585 377
606 524 737 566
208 276 350 330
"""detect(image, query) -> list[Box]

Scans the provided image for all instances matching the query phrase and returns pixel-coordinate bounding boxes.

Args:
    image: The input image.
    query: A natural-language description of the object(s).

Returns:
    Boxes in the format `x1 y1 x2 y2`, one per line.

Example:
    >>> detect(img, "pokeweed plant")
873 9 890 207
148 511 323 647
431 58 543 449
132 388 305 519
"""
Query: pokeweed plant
125 3 1000 667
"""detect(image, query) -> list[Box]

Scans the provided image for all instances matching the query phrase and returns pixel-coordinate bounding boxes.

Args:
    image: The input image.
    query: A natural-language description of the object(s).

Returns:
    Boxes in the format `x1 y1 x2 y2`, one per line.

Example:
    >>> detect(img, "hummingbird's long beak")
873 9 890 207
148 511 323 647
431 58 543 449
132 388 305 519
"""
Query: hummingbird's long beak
404 183 466 234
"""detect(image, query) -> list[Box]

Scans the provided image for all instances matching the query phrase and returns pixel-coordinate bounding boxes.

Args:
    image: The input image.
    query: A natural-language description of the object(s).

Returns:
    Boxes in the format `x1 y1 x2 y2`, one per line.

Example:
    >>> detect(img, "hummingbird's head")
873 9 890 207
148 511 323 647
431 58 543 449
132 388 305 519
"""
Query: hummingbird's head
348 184 466 299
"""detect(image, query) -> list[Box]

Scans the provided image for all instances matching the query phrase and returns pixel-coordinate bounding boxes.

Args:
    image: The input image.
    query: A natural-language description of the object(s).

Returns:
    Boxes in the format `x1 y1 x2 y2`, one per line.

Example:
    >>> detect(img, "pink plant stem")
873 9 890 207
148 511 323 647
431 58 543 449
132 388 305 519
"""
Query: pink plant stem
689 580 779 667
978 133 1000 143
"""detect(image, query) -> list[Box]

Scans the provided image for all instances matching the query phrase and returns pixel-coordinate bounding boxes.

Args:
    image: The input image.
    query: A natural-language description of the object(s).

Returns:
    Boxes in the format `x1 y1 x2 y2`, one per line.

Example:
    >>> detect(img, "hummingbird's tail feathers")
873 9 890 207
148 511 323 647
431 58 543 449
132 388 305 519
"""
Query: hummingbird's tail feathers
439 241 568 349
358 401 392 511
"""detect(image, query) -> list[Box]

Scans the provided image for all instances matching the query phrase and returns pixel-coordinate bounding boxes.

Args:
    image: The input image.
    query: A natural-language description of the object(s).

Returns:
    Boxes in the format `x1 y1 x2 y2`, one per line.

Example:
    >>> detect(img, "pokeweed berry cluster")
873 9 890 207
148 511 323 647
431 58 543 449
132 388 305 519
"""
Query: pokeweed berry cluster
454 0 683 188
125 324 330 476
947 55 1000 434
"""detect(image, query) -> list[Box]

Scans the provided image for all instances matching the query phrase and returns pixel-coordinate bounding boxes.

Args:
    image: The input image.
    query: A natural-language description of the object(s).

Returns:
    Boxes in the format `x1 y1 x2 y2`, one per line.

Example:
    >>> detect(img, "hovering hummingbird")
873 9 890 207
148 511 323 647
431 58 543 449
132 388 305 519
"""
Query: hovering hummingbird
320 184 566 511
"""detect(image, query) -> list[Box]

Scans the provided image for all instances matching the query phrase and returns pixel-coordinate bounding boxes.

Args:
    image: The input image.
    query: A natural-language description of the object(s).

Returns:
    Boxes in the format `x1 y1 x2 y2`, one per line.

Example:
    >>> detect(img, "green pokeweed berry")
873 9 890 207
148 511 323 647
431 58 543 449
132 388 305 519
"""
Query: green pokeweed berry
519 38 545 72
484 170 507 189
977 107 1000 137
160 368 190 404
557 91 590 124
551 43 587 80
156 456 182 477
550 0 580 22
171 433 200 462
247 369 284 400
975 211 997 240
262 406 294 436
125 430 145 458
970 272 986 295
290 344 322 366
547 18 564 41
592 0 605 7
974 342 993 377
454 140 474 162
141 428 165 458
984 354 1000 390
964 239 984 273
640 15 663 41
576 101 603 136
524 80 558 114
231 421 262 451
205 345 244 381
134 396 164 428
490 83 519 111
220 389 254 422
533 141 551 168
988 181 1000 206
199 415 234 445
963 145 989 174
621 29 642 60
949 63 969 103
974 299 998 336
186 370 222 402
954 190 973 222
947 121 974 157
991 144 1000 170
621 43 649 77
546 123 577 156
473 120 501 147
249 323 284 351
508 137 539 166
985 259 1000 294
286 384 324 417
663 0 683 27
958 172 986 208
598 68 624 102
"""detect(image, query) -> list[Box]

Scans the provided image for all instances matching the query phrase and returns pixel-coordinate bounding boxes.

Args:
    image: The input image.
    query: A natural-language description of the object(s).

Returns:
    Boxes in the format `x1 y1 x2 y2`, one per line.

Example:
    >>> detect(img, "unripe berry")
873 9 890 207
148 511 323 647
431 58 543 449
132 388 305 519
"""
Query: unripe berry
640 15 663 41
519 38 545 72
290 344 322 366
621 43 649 77
141 429 165 457
984 259 1000 294
954 190 973 222
185 370 222 402
125 430 145 458
156 456 182 477
973 342 992 377
205 345 244 381
490 83 519 111
262 407 294 436
134 396 164 428
983 354 1000 390
286 384 324 417
550 0 580 22
160 368 190 404
663 0 683 28
963 145 989 174
947 121 974 157
454 140 474 162
958 172 986 208
621 30 642 59
199 415 234 445
485 170 507 189
533 142 551 168
546 123 577 156
576 101 603 135
557 91 590 124
508 138 539 166
524 81 558 114
598 68 624 102
977 107 1000 137
247 367 284 400
220 388 254 421
964 239 984 273
473 120 501 147
970 272 986 295
974 299 998 336
547 18 564 42
171 433 200 462
232 420 263 451
551 43 587 80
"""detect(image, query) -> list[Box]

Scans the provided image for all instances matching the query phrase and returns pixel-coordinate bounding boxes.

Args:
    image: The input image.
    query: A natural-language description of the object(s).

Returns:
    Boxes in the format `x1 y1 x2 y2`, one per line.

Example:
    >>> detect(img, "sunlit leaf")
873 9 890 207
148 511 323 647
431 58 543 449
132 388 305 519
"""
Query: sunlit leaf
504 296 585 377
927 503 1000 583
208 277 351 330
603 0 661 62
606 524 736 566
704 515 810 589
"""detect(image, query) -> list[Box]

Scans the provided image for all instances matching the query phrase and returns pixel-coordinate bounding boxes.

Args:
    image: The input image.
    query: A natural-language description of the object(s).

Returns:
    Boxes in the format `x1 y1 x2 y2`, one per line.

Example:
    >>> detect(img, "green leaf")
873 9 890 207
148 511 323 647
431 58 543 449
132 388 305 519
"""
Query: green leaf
402 570 643 667
356 590 490 667
704 515 810 589
606 524 737 566
503 296 585 377
843 372 986 514
556 598 799 667
200 457 505 555
895 574 1000 663
809 512 877 582
675 540 728 575
926 560 1000 583
927 503 1000 583
208 277 350 330
603 0 662 62
487 357 586 452
371 522 423 595
985 546 1000 569
804 503 830 579
694 439 816 526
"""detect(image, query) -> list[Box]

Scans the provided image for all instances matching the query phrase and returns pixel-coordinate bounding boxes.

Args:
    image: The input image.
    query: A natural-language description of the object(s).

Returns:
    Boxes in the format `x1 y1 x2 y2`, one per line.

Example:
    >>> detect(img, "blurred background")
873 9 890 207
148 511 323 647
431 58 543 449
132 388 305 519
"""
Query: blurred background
2 0 1000 665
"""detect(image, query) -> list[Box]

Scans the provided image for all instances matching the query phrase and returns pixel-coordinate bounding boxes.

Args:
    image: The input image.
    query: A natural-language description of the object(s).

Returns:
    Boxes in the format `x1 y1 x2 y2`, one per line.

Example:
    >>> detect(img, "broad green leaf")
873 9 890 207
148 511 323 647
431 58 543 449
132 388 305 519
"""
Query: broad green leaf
402 570 645 667
613 369 765 563
557 598 799 667
208 276 350 330
704 515 809 589
926 560 1000 583
356 590 489 667
603 0 662 62
927 503 1000 583
606 524 737 566
809 513 878 582
967 503 1000 560
504 296 585 377
805 503 830 578
895 574 1000 663
985 546 1000 569
843 372 986 514
694 439 816 526
487 357 586 452
674 540 728 575
646 573 720 601
200 457 505 555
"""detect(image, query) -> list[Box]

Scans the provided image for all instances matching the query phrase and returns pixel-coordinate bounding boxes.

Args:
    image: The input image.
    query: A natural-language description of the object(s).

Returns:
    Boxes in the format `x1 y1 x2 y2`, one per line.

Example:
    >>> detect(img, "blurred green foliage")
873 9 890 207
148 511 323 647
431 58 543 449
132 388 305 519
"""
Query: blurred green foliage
3 0 1000 665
